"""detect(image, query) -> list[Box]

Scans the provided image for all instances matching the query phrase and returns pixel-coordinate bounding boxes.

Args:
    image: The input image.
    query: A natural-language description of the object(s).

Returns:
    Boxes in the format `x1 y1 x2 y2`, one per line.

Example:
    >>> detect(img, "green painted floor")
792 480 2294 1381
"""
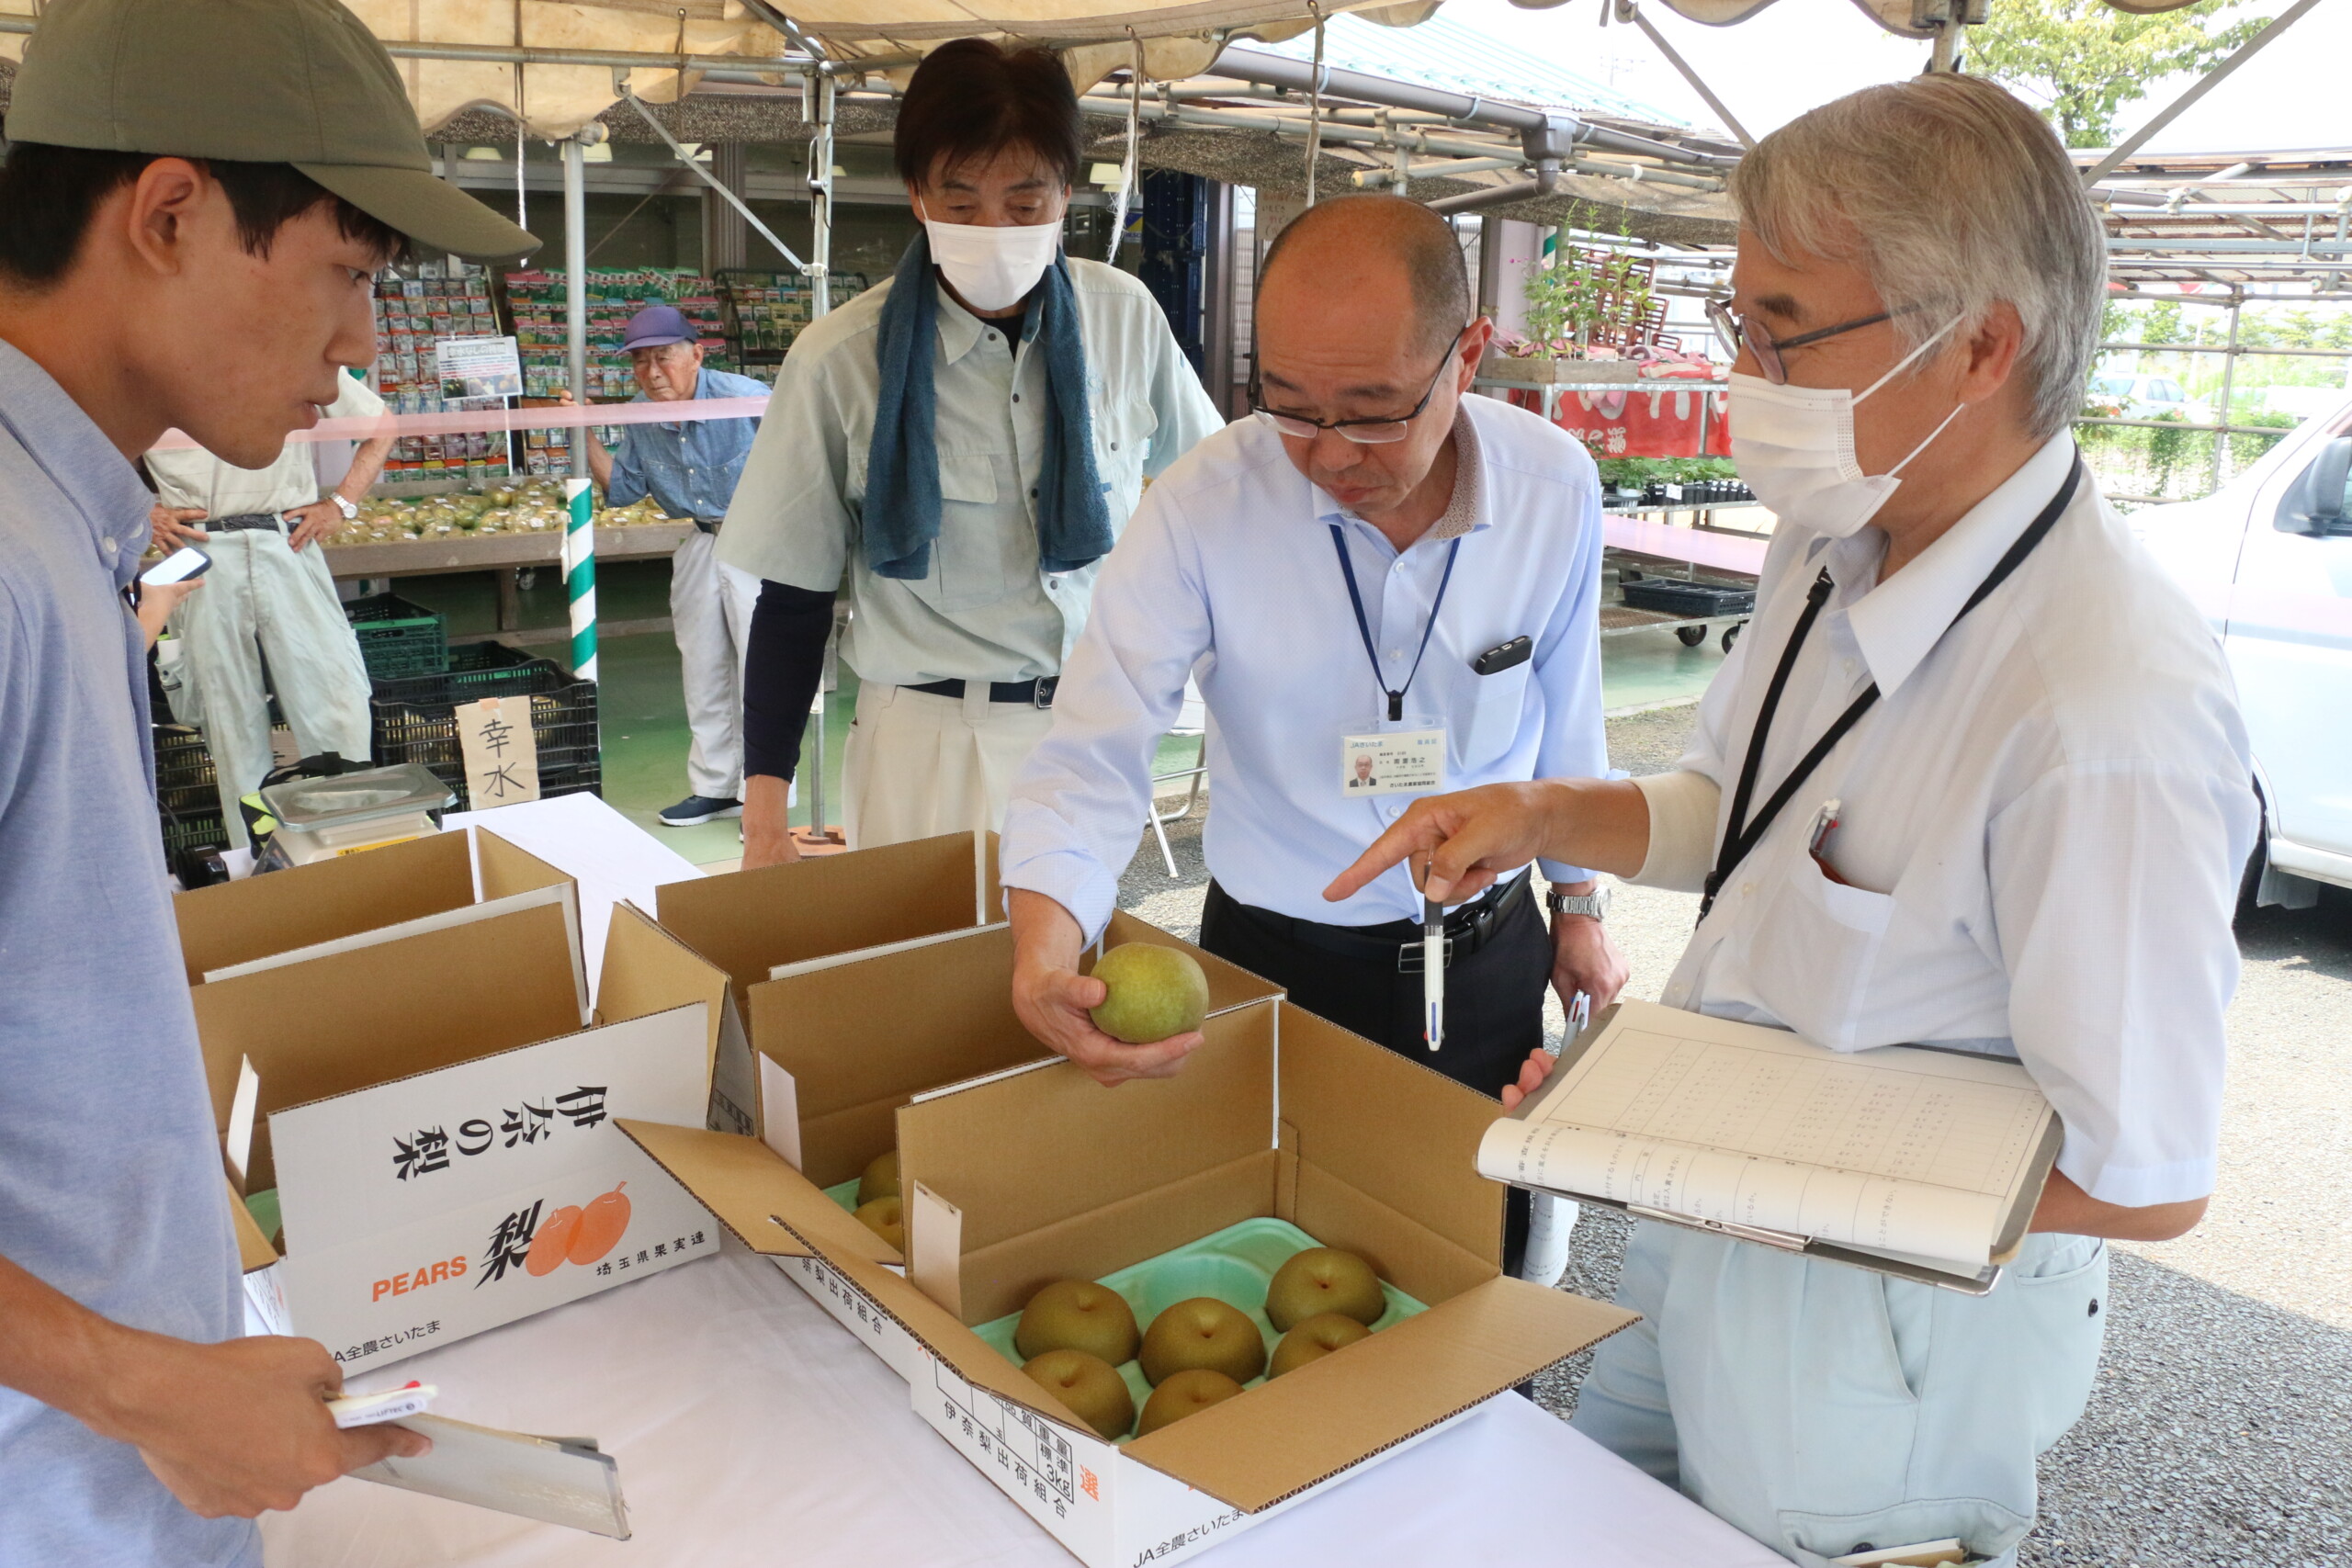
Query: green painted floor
386 560 1724 868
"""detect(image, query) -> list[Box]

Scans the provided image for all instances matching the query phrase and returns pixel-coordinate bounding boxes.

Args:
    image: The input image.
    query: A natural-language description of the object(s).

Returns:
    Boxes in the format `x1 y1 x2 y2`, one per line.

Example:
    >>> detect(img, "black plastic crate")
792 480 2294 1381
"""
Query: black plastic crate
346 592 449 681
371 645 600 802
153 725 219 818
1621 578 1757 617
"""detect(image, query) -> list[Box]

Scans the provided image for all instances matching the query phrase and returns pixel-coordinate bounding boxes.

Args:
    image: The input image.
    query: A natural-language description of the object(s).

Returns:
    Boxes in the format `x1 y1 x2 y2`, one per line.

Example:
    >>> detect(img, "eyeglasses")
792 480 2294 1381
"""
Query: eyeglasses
1249 328 1465 446
1706 298 1929 386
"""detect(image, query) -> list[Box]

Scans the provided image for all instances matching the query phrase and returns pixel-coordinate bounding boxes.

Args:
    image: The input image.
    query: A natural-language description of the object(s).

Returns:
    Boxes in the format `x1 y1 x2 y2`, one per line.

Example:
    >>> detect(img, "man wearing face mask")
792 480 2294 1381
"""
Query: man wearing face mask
720 39 1220 863
998 196 1626 1278
1326 78 2255 1566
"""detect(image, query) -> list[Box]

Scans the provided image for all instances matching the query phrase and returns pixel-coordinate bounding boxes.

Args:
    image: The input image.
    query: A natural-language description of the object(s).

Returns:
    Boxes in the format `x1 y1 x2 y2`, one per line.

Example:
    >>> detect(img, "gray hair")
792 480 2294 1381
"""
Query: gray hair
1728 74 2105 441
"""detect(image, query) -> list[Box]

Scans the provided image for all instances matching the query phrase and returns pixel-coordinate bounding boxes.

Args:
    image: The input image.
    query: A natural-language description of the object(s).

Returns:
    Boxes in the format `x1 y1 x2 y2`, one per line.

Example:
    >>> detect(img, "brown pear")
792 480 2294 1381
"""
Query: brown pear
853 1195 903 1251
857 1148 900 1207
1135 1368 1244 1437
1023 1348 1135 1442
1139 1297 1266 1386
1016 1280 1141 1366
1268 1311 1373 1378
1264 1247 1385 1332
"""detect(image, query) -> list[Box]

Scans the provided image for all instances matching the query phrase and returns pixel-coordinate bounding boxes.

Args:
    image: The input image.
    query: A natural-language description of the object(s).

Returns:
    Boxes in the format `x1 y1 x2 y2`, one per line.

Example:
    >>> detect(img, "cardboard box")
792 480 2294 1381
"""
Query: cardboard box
653 830 1015 1147
174 828 580 998
707 912 1279 1275
620 969 1633 1568
200 901 727 1374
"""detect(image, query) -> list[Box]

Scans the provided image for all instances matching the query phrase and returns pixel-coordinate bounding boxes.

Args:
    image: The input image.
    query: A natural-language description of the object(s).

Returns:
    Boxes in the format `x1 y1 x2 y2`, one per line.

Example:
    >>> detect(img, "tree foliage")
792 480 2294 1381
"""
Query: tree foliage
1970 0 2267 148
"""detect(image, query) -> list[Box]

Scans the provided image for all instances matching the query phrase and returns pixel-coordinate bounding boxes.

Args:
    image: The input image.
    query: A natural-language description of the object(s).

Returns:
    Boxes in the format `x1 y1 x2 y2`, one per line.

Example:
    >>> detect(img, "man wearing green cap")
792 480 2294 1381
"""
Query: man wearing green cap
0 1 533 1558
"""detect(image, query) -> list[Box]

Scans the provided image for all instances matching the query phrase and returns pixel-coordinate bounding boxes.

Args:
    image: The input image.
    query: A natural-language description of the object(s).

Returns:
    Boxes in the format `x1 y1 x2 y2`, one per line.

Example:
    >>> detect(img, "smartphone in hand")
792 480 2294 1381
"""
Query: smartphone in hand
141 546 211 587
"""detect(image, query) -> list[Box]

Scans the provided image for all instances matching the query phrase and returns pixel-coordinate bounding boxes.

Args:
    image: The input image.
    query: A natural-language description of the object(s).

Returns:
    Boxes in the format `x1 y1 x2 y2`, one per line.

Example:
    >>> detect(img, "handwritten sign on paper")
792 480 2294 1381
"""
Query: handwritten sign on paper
457 695 539 809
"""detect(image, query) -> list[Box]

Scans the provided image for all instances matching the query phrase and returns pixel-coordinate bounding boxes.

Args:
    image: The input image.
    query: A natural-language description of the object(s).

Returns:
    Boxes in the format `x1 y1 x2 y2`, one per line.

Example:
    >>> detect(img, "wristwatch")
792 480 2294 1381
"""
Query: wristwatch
1545 886 1611 921
329 492 358 521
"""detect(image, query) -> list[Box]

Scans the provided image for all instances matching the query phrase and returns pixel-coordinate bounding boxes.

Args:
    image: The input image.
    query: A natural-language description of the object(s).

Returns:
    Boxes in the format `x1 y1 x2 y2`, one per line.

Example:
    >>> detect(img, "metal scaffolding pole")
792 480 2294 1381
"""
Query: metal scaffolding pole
564 133 590 472
2212 292 2243 492
804 70 841 846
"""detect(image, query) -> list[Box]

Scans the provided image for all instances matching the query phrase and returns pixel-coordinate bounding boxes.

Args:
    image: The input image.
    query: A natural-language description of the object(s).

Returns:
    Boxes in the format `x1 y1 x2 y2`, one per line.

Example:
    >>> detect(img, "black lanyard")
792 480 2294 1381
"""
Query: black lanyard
1329 525 1463 723
1701 457 2086 919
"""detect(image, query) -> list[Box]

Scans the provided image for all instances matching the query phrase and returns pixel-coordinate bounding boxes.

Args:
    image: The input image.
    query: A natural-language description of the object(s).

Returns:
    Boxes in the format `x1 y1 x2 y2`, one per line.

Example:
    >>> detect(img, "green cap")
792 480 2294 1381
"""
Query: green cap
7 0 539 260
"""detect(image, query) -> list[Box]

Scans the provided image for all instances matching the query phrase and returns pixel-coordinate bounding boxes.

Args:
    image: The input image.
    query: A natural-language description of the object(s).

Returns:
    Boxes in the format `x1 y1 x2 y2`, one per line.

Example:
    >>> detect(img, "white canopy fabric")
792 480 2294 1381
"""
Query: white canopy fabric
0 0 1430 140
1633 0 2214 39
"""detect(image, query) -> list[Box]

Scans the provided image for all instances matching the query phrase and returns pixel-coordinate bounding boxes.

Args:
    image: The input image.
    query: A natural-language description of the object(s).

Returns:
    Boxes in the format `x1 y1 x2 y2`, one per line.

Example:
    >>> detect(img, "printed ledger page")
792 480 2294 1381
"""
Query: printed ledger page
1478 1003 2052 1267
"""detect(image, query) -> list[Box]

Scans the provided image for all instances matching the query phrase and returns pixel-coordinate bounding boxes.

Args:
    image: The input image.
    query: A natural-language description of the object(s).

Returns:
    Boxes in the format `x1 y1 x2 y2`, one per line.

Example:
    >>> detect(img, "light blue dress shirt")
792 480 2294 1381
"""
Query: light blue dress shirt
0 343 255 1565
1001 394 1608 938
605 366 769 522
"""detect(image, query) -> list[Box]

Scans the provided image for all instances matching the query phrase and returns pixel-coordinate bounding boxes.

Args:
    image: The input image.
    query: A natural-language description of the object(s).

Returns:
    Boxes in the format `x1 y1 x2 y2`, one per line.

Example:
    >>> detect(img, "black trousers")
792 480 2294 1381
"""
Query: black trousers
1197 878 1548 1274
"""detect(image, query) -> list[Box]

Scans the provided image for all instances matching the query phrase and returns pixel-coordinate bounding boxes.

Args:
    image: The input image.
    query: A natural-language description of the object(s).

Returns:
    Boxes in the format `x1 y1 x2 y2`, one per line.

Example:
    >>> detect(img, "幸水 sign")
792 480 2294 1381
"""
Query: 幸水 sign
457 695 540 810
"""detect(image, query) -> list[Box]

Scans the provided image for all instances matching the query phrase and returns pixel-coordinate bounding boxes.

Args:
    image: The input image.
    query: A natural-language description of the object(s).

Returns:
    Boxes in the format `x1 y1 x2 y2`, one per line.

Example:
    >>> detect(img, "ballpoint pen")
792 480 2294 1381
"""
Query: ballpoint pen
1422 893 1444 1052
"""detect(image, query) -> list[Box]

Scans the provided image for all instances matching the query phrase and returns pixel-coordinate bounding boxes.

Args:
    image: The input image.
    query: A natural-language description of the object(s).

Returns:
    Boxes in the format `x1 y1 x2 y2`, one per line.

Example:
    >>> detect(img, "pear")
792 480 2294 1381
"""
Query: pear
1023 1348 1135 1441
1140 1297 1266 1386
1136 1369 1244 1437
1016 1280 1141 1366
1089 943 1211 1044
1264 1248 1385 1332
1268 1311 1373 1378
853 1195 903 1251
858 1148 900 1207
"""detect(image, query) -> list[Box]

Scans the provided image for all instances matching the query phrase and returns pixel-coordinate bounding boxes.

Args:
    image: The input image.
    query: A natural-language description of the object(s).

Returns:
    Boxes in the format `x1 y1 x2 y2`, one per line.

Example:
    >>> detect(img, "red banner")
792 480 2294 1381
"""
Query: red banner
1502 383 1731 460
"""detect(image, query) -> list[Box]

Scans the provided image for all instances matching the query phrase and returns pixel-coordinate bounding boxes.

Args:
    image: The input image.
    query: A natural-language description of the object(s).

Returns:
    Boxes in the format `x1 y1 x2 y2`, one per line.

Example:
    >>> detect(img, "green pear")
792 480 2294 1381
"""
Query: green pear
1023 1348 1135 1441
1264 1248 1385 1332
857 1148 900 1207
1089 943 1211 1044
1268 1311 1373 1378
1136 1368 1244 1437
1140 1297 1266 1386
1016 1280 1141 1366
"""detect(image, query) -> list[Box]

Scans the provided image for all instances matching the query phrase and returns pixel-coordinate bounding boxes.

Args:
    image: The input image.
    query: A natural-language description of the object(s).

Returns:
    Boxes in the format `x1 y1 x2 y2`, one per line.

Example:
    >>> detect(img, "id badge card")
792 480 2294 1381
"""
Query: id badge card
1340 725 1446 796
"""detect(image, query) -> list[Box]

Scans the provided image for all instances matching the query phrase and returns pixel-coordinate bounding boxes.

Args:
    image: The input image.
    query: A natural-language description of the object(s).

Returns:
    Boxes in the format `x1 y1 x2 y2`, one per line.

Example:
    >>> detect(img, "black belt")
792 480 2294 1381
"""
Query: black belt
1212 873 1532 972
206 512 287 534
693 517 722 534
905 677 1058 709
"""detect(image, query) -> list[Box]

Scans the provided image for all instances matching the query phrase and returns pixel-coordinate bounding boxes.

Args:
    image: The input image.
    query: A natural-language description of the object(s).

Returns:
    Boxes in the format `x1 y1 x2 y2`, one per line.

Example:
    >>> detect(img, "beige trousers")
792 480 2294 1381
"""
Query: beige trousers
841 682 1055 850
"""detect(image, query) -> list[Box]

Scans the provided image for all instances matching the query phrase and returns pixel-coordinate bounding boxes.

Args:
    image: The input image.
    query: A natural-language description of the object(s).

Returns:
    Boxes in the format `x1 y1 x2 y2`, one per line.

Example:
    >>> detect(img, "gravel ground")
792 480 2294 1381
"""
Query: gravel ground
1114 703 2352 1567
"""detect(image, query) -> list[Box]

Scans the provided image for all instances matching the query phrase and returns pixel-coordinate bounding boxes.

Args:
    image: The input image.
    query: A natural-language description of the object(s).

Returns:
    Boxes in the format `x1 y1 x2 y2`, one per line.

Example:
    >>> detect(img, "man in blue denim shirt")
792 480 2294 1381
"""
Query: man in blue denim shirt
575 304 770 826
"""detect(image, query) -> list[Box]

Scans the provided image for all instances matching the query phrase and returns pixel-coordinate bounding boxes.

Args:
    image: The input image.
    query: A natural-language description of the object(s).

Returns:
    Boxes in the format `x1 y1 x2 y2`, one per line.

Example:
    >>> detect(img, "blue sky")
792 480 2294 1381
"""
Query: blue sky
1447 0 2349 154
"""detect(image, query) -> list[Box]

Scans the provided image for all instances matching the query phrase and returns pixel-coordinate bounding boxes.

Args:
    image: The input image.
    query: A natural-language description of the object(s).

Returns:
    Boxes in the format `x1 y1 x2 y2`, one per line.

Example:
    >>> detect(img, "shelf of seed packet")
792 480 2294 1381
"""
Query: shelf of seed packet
713 267 869 366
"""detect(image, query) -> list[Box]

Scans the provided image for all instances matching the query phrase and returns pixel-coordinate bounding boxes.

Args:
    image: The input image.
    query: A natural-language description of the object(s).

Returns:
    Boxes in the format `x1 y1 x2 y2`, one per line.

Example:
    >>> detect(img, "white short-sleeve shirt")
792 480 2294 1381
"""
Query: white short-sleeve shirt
1651 434 2257 1209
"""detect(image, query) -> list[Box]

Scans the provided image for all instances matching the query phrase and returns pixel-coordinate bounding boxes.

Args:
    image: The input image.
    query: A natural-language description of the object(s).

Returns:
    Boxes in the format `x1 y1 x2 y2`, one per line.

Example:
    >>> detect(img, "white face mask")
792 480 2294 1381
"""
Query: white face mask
1728 316 1968 538
917 198 1063 313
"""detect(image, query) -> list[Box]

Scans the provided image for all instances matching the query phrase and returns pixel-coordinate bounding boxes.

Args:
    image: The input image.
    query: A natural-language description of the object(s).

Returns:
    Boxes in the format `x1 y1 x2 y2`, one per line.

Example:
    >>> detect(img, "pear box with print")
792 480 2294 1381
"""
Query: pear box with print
205 899 729 1374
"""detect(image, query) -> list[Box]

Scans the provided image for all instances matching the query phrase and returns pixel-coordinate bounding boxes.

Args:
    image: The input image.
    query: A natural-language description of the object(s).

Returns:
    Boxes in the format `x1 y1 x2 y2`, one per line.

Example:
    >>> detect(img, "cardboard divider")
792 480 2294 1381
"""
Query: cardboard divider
950 1151 1279 1326
596 903 731 1077
894 1007 1273 1263
175 831 475 983
193 904 583 1193
654 829 998 998
1277 1007 1508 1269
746 925 1052 1191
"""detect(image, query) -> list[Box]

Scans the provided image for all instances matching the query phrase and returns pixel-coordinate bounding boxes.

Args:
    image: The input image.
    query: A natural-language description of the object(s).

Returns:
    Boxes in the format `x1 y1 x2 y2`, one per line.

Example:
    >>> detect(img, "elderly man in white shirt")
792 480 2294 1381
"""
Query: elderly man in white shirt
1001 195 1628 1275
1330 77 2256 1567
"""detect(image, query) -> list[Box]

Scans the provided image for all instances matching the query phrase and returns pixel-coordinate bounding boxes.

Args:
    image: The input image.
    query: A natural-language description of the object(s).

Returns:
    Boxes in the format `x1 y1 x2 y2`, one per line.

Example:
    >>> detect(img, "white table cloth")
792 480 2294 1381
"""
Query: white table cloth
264 1247 1788 1568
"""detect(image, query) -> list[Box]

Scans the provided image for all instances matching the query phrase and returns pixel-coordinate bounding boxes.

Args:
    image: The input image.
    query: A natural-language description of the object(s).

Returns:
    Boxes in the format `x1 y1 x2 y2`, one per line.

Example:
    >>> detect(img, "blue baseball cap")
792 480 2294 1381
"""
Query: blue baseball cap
622 304 695 351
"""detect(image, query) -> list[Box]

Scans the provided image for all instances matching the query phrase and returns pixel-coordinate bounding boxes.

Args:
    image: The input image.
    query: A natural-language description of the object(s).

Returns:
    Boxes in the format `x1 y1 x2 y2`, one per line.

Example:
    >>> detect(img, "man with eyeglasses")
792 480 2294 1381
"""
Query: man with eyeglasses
1000 195 1625 1273
1327 77 2253 1566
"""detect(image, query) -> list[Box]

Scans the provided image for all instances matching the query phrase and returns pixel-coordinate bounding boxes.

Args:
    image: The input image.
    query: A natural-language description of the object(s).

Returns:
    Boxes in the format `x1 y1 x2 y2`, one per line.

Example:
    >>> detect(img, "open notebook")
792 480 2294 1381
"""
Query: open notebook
1483 1000 2062 1292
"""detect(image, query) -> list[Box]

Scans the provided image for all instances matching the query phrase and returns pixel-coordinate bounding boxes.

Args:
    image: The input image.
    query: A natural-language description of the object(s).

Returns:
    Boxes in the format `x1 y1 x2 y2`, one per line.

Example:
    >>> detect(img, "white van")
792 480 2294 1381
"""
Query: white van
2132 395 2352 908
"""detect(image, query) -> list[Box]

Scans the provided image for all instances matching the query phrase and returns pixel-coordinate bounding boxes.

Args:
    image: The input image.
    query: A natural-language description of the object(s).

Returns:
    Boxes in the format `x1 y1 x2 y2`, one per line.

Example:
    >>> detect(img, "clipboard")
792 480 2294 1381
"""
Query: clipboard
1502 1003 2064 1295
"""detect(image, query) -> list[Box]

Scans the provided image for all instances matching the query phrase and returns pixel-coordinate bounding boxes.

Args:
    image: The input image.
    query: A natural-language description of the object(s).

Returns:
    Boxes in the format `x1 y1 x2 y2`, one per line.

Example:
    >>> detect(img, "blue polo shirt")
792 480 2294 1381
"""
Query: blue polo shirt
0 343 255 1565
605 366 767 523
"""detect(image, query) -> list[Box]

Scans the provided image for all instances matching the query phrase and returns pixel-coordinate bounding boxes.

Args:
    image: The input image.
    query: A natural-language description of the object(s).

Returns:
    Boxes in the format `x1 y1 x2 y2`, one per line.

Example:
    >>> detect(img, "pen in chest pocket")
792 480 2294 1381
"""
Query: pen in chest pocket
1807 798 1851 886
